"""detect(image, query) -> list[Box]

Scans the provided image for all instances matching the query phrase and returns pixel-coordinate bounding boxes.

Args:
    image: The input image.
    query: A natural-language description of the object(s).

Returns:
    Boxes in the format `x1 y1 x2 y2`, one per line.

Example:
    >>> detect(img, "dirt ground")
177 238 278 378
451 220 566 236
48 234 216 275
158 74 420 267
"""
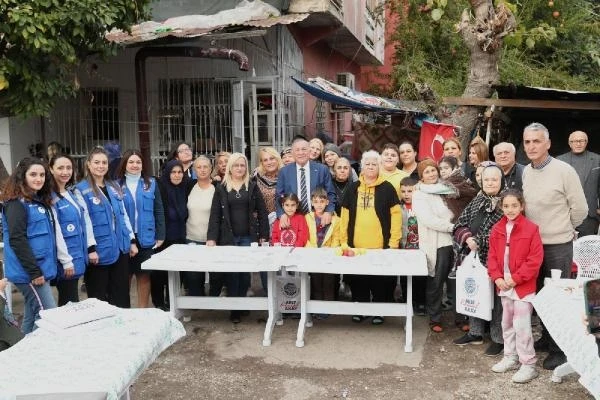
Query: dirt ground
8 282 594 400
130 310 592 400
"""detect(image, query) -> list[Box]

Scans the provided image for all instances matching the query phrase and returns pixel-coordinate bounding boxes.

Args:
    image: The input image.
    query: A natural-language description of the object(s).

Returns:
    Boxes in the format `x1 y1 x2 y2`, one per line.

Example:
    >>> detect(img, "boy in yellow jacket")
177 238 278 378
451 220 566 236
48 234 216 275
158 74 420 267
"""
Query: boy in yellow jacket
305 188 340 314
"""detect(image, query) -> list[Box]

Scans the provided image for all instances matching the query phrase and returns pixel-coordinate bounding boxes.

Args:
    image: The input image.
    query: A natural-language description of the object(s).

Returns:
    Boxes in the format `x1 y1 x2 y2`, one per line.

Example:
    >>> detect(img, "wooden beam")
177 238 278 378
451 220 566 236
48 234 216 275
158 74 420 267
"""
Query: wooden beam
442 97 600 110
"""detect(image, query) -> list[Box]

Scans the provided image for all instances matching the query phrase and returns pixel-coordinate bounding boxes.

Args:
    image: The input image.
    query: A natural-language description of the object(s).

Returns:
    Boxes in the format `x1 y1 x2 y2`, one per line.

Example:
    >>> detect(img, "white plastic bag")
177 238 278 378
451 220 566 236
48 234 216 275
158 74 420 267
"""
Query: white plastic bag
276 274 301 313
455 252 494 321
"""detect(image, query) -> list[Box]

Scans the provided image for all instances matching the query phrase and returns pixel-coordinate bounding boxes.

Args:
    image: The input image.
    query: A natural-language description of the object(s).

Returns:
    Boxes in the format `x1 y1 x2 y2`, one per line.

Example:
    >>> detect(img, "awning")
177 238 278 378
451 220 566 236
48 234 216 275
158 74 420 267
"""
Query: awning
293 77 428 115
106 0 309 45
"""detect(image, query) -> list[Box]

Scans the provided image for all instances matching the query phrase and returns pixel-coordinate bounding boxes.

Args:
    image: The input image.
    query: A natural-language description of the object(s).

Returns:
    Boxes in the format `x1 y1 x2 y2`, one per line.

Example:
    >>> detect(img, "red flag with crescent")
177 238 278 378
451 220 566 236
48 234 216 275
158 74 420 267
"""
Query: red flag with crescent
418 121 457 162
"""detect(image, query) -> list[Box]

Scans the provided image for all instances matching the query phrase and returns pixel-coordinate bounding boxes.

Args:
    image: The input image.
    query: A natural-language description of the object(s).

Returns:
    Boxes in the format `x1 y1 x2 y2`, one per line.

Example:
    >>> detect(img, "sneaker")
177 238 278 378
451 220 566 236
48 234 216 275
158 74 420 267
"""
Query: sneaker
512 365 539 383
453 333 484 346
182 315 191 322
491 355 519 373
448 268 457 279
484 342 504 357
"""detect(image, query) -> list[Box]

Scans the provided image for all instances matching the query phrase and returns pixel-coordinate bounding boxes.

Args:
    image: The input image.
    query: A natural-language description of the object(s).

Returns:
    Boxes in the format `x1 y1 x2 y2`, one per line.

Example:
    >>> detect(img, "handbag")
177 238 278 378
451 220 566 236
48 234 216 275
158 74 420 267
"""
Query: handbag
455 251 494 321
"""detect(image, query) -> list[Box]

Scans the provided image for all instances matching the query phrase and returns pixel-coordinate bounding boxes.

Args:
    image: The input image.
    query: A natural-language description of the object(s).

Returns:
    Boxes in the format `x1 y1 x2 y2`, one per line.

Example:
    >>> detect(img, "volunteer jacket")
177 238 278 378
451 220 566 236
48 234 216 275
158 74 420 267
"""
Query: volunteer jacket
76 180 134 265
120 177 166 248
487 214 543 298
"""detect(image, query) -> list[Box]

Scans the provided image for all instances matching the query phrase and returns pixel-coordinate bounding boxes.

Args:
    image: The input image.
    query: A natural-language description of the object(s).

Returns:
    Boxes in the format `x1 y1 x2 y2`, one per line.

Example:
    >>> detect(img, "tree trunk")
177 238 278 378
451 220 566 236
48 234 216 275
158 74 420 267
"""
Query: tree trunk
441 0 515 158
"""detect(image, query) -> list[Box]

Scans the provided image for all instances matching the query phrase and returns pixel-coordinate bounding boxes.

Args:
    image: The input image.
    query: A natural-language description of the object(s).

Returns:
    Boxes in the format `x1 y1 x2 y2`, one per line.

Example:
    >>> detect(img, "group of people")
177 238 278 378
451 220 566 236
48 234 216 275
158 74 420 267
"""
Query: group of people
1 123 598 385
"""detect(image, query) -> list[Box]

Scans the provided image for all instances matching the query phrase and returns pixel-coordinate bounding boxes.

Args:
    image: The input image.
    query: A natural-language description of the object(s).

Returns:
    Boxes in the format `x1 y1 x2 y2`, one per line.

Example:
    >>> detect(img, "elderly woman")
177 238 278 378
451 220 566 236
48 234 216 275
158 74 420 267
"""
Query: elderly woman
332 157 353 216
399 141 419 180
207 153 270 323
412 158 456 333
309 138 324 163
323 144 358 182
452 164 505 356
340 150 402 325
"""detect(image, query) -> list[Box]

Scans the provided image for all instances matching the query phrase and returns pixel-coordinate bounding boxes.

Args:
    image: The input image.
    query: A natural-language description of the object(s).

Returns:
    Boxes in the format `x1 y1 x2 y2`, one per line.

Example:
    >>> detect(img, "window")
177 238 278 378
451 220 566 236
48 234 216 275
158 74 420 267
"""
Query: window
81 88 119 142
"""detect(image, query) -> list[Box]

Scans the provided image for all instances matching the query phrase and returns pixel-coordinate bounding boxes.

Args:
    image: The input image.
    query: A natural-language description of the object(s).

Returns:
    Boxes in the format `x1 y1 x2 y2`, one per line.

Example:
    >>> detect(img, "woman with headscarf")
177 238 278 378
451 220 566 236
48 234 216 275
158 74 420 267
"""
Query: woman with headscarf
331 157 353 217
153 160 191 310
323 143 358 182
452 164 505 357
166 142 196 179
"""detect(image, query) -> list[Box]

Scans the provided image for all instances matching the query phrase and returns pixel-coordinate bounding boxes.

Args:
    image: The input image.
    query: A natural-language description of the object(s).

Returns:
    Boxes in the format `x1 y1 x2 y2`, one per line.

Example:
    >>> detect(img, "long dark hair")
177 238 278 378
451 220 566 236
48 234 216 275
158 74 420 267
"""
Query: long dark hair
48 153 77 196
116 149 151 190
1 157 53 206
83 147 120 197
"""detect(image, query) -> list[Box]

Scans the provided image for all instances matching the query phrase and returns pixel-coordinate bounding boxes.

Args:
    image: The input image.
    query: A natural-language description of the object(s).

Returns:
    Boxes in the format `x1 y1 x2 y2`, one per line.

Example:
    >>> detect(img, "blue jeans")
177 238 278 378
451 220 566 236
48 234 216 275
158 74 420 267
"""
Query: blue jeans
183 240 206 296
15 282 57 334
226 236 251 298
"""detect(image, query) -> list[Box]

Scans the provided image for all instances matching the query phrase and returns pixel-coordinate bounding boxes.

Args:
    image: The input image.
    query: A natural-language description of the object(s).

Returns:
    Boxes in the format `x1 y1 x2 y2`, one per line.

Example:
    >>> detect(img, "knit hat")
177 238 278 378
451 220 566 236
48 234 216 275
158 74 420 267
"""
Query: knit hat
417 158 439 180
323 143 342 158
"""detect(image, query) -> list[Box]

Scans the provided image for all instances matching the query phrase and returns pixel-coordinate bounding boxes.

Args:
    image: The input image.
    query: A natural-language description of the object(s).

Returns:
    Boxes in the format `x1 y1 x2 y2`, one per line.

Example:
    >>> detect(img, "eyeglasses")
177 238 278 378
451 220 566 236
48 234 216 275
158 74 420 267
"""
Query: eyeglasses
569 140 587 144
178 148 192 153
479 161 497 167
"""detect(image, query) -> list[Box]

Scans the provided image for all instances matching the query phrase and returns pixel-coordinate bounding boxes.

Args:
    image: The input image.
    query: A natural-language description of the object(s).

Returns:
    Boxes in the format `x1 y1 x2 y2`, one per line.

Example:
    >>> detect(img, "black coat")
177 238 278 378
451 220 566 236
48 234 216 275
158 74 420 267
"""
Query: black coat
207 181 270 245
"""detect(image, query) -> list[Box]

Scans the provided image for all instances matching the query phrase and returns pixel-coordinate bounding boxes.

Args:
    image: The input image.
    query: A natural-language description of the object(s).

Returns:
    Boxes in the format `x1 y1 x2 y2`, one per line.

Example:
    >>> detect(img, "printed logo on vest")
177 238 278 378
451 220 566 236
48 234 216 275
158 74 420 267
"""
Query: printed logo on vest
92 197 101 205
37 206 46 214
66 223 76 232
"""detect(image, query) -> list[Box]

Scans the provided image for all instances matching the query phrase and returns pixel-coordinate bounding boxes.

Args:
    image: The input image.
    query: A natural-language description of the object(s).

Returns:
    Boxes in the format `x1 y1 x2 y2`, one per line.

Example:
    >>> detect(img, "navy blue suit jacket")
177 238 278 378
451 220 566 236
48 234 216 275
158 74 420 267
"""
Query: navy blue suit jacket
275 161 337 217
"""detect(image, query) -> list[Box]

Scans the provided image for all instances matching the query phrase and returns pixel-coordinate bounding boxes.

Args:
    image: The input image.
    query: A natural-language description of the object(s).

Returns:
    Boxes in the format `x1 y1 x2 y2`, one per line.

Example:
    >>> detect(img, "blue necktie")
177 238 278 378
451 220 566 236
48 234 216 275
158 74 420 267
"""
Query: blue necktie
299 167 309 214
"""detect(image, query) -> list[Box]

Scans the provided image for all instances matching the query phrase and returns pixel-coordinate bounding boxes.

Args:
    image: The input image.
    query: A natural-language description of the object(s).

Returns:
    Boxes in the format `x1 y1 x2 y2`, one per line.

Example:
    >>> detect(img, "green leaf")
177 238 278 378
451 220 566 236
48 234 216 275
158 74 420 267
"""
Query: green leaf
526 37 535 49
431 8 444 21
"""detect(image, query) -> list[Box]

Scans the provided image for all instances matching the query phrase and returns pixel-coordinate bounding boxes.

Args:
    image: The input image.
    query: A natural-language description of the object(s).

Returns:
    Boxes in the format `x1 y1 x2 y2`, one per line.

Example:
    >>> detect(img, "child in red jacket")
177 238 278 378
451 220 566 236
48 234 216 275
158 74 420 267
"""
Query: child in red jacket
272 193 308 247
487 189 543 384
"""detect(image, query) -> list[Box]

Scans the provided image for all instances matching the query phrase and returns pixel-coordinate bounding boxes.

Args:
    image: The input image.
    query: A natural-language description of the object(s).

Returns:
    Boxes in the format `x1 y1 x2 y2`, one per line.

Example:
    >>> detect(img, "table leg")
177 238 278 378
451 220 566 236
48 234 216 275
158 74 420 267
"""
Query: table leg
296 272 310 347
404 275 414 352
5 282 12 314
262 271 277 346
167 271 183 320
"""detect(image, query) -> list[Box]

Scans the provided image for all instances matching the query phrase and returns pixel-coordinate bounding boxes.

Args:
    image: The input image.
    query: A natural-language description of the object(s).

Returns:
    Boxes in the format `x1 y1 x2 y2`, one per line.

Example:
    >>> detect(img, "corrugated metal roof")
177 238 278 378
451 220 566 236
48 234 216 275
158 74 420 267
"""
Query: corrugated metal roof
106 13 309 45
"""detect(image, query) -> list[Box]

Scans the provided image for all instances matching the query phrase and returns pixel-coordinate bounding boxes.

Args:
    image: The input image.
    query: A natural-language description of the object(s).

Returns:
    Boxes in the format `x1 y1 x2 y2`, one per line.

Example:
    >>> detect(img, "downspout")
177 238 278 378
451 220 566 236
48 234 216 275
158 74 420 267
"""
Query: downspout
135 46 250 174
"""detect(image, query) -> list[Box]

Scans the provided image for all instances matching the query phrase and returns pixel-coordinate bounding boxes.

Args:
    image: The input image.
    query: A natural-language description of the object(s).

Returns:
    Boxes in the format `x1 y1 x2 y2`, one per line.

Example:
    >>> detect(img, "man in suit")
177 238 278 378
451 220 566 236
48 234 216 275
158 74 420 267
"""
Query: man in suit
276 138 336 228
557 130 600 237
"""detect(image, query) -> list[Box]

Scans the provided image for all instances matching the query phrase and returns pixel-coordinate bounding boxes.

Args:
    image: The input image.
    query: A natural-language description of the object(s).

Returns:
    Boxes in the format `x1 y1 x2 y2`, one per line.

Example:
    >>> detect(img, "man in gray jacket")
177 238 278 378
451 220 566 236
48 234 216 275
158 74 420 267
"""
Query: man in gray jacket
557 130 600 236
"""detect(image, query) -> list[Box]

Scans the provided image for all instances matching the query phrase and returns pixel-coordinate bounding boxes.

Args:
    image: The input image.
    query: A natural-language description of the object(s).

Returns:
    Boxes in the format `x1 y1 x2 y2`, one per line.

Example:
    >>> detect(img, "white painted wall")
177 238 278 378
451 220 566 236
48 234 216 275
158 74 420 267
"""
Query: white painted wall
0 118 12 174
9 117 41 169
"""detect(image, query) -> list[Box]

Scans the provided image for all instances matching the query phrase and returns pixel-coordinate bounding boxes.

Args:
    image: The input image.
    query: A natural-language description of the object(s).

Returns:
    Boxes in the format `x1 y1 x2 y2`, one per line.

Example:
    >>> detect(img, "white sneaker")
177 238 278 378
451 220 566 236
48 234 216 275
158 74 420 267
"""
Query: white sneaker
511 365 539 383
491 355 519 373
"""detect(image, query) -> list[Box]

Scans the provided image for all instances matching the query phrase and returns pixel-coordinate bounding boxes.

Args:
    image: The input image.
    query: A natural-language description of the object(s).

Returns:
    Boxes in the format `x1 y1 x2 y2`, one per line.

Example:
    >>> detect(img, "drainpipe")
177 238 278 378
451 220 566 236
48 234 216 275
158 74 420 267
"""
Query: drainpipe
135 46 250 174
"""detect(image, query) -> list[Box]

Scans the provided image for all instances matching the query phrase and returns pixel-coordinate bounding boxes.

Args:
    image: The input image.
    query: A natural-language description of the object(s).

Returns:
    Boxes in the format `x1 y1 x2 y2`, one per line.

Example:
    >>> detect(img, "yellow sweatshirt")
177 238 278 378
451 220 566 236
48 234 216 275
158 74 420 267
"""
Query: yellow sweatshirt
340 175 402 249
305 212 341 248
380 168 408 199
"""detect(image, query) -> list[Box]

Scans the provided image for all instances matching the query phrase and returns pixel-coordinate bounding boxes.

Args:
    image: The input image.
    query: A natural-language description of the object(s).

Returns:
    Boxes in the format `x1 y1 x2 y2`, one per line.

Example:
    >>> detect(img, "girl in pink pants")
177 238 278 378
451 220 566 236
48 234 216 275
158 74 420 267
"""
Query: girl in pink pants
487 190 543 384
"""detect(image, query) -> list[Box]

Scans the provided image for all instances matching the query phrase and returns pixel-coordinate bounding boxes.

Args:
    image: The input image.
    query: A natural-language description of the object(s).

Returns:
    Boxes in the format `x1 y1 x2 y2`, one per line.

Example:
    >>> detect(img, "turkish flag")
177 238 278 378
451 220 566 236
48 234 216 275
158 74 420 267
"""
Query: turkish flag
418 121 457 162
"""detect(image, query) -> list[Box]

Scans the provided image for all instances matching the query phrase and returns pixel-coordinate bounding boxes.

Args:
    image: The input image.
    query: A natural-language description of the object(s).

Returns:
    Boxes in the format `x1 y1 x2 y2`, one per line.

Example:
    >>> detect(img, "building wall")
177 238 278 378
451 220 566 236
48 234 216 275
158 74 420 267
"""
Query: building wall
359 0 404 94
297 37 360 142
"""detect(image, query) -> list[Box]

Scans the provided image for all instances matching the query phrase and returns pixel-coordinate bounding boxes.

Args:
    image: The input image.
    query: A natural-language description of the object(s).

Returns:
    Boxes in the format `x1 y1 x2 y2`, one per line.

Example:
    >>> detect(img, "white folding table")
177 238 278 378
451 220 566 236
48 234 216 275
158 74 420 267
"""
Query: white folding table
142 244 292 346
284 247 428 352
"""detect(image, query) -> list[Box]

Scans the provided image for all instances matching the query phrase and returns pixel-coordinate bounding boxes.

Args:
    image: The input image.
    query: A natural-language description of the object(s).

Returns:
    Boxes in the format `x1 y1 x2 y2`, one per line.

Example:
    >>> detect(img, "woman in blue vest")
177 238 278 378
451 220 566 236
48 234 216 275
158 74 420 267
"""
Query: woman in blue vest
49 154 99 306
116 149 165 308
76 147 137 308
2 157 74 333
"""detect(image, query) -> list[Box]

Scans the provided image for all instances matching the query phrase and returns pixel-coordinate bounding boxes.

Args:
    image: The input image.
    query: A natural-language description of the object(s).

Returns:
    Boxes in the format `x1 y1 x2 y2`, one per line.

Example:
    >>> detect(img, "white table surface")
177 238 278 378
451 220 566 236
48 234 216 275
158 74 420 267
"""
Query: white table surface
533 279 600 397
0 308 185 400
142 244 292 346
285 248 428 351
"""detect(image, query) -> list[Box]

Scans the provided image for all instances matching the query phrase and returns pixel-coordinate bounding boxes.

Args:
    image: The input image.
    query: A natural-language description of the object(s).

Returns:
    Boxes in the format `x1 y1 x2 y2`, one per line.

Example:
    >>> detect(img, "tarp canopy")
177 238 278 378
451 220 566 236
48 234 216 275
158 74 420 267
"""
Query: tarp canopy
293 77 428 115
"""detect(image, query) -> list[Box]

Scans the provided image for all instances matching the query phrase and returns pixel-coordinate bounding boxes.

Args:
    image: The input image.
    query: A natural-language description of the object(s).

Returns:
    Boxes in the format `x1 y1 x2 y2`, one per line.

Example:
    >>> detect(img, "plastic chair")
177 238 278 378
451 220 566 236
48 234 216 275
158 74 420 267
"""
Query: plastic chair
552 236 600 383
574 236 600 280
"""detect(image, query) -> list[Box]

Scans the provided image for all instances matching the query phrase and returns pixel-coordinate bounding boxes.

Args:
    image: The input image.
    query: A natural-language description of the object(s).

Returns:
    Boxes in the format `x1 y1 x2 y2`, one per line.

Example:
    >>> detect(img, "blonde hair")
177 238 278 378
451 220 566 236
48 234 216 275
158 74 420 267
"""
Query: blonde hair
309 138 324 158
256 147 283 175
223 152 250 192
193 155 212 169
211 151 230 179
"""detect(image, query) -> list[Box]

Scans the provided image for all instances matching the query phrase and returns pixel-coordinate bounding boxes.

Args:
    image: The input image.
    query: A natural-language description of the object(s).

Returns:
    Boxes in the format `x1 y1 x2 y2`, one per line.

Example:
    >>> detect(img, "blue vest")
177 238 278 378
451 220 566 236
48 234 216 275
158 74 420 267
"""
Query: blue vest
76 180 131 266
52 191 87 279
3 200 57 283
121 178 156 248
